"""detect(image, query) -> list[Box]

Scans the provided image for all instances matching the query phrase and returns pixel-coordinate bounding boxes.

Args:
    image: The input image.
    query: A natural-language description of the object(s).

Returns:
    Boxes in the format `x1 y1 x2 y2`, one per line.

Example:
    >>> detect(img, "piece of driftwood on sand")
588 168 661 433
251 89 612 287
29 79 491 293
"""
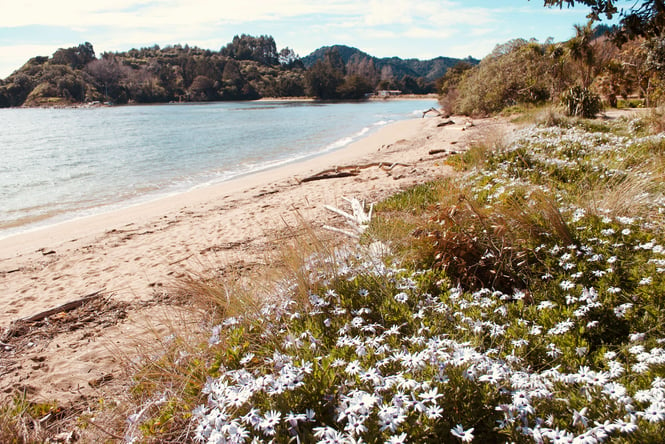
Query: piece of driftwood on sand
19 290 105 323
429 148 457 155
300 162 410 183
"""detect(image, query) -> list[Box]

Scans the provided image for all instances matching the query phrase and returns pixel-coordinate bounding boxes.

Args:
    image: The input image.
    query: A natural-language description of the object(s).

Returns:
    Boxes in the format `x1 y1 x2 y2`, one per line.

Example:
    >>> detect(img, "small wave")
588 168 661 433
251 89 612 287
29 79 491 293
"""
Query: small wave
324 127 371 152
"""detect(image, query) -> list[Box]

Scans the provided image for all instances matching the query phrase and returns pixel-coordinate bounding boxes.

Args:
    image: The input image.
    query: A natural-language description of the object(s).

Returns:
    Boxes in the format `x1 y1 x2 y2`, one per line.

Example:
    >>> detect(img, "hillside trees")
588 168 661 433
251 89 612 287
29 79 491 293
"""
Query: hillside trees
86 56 123 101
0 35 461 107
305 49 346 99
51 42 96 69
0 38 298 106
221 35 279 65
437 60 474 114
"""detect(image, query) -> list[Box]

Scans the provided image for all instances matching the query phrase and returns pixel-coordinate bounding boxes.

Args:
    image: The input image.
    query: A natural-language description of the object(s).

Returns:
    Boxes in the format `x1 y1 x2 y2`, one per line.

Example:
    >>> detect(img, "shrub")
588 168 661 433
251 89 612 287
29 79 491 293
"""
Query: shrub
562 85 603 118
450 39 561 116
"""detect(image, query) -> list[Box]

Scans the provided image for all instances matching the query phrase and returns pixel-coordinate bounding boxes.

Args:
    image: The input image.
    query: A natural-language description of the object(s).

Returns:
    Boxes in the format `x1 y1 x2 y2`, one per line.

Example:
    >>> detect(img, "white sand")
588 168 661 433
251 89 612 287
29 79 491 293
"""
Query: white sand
0 113 502 402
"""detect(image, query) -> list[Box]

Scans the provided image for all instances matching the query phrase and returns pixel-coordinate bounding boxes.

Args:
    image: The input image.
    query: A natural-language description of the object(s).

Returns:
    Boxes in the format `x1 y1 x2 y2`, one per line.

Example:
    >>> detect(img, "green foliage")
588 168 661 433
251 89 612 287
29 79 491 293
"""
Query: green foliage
451 39 558 116
562 85 603 117
543 0 665 41
305 50 346 99
0 394 62 444
0 37 305 106
2 38 457 107
443 18 665 116
51 42 95 69
220 34 279 66
113 104 665 443
437 60 474 114
302 44 474 85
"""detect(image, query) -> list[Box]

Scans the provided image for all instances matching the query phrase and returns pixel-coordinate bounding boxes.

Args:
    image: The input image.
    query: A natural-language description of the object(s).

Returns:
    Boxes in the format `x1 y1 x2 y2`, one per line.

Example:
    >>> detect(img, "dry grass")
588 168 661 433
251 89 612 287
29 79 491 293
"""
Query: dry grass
106 219 355 443
0 395 65 444
586 165 665 223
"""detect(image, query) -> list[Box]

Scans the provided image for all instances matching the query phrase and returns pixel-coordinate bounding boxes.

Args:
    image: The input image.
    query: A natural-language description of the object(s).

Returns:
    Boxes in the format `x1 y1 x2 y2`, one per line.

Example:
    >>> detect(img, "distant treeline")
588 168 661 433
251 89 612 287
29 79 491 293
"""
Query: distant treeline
0 35 475 107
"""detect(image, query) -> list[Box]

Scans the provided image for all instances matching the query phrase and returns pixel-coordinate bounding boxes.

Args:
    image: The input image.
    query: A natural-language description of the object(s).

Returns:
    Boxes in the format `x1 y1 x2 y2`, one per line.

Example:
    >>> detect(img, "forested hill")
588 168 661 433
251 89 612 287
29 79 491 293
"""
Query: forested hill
302 45 477 81
0 35 473 107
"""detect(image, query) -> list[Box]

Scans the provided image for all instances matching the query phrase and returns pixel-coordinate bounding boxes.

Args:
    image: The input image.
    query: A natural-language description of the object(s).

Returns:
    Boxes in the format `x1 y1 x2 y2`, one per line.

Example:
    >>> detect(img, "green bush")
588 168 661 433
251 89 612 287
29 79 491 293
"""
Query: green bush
562 86 603 118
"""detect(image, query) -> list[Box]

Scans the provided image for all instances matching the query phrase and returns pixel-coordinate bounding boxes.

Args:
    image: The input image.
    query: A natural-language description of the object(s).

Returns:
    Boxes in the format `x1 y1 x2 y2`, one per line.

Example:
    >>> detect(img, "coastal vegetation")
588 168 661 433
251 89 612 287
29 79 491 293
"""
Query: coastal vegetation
80 107 662 444
0 36 468 107
3 2 665 441
440 9 665 117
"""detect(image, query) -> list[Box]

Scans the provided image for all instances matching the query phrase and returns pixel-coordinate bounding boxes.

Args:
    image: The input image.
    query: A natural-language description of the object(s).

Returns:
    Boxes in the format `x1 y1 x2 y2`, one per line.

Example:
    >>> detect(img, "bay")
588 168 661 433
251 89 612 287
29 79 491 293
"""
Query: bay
0 99 436 238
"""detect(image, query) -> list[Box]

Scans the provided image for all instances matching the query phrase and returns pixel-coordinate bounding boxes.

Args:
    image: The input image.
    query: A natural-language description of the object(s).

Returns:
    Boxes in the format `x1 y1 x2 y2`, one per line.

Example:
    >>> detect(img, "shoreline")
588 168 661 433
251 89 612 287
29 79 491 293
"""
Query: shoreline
0 111 491 404
11 94 438 109
1 99 437 242
0 116 419 256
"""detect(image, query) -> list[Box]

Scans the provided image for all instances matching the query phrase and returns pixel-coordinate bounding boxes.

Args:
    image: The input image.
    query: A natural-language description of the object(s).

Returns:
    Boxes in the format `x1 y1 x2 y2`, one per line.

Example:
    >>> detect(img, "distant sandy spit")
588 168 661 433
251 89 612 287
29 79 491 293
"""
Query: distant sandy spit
0 112 506 403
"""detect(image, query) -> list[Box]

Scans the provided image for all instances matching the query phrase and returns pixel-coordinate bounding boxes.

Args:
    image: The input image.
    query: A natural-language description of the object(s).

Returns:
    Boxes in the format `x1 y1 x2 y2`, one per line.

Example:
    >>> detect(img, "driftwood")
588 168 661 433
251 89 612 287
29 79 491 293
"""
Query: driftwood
422 107 442 118
323 197 374 238
300 171 359 183
300 162 410 183
429 149 458 156
437 120 455 127
19 290 105 323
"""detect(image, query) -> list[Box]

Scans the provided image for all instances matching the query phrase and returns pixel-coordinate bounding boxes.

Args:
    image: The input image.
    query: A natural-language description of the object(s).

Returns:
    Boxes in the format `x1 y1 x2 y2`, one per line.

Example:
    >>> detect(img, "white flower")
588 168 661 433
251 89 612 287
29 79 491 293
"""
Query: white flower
572 407 588 427
345 360 362 376
394 292 409 303
451 424 475 442
559 280 575 291
640 403 665 423
259 410 281 435
385 432 407 444
239 353 255 366
614 418 637 434
425 404 443 420
639 276 653 286
419 387 443 404
378 405 406 433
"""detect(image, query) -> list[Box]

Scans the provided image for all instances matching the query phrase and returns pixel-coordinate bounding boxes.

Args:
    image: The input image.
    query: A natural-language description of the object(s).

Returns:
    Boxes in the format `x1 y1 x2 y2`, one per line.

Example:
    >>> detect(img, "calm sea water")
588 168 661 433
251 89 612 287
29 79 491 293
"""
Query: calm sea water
0 99 436 238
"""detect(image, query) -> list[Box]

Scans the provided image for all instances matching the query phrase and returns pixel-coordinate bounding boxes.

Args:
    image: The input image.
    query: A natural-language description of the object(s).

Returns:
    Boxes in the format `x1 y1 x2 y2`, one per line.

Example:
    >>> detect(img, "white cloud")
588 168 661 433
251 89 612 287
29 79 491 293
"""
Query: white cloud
1 0 499 31
1 1 359 28
403 27 455 40
0 0 598 78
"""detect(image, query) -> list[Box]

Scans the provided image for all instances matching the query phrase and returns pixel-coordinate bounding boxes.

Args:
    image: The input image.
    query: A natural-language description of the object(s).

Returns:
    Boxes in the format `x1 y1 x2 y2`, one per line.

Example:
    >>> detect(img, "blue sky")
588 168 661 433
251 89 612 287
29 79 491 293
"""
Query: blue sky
0 0 599 79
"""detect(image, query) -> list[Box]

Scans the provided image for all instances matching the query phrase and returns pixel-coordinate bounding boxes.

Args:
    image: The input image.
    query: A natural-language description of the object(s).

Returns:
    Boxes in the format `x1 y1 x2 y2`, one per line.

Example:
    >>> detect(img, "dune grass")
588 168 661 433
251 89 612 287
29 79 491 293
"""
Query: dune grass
110 109 665 443
5 109 665 443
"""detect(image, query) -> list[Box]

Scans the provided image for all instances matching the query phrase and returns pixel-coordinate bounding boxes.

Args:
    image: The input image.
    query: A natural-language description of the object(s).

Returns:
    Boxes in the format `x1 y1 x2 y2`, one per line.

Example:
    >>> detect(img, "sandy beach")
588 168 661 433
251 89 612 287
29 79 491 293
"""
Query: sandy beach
0 112 504 404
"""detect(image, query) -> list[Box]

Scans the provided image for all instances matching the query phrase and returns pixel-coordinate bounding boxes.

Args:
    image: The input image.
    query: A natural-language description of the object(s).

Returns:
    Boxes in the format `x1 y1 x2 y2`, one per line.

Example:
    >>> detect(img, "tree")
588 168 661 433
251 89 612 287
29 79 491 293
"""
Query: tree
51 42 96 69
278 47 302 68
437 60 474 114
336 75 374 99
189 75 217 101
540 1 664 41
567 22 596 87
305 49 346 99
86 56 123 99
221 35 279 65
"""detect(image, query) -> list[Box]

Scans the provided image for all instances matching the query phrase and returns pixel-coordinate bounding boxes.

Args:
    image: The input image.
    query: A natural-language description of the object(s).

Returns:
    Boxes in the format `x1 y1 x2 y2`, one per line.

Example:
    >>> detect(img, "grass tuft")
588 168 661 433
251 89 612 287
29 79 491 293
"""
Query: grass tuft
27 110 665 443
